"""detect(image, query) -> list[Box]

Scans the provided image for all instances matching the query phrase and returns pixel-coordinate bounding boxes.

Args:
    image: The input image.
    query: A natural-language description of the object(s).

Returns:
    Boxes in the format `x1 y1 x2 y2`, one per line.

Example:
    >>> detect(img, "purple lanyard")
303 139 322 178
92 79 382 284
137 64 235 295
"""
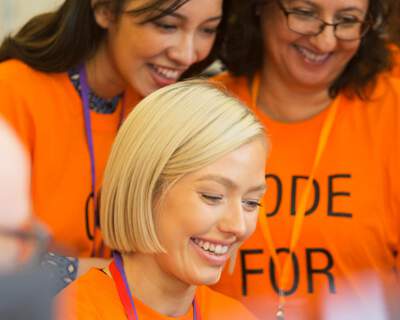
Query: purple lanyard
79 65 97 210
110 252 200 320
79 65 125 241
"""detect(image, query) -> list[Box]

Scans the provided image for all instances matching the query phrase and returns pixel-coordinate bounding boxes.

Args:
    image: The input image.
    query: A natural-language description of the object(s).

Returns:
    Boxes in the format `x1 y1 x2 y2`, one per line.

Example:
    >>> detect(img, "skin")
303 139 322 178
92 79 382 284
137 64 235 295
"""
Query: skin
258 0 368 122
88 0 223 98
123 139 267 316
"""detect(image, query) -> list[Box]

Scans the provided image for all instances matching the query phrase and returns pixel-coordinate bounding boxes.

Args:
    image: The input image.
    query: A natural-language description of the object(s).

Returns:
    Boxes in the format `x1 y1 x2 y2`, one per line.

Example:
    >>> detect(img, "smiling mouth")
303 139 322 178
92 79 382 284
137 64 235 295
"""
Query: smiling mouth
294 45 331 64
191 237 229 256
149 64 181 81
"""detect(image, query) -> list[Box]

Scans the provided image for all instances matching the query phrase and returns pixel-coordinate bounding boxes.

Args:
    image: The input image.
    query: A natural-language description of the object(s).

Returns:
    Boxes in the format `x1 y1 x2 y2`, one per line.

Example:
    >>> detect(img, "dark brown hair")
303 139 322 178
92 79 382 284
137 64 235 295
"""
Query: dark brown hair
387 0 400 44
0 0 230 76
220 0 393 99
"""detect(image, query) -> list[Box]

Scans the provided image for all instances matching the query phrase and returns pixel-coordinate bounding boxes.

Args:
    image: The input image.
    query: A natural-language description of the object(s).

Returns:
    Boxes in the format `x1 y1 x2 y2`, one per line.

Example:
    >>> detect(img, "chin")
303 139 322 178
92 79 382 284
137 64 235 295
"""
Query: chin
192 269 222 286
136 86 153 97
292 72 332 89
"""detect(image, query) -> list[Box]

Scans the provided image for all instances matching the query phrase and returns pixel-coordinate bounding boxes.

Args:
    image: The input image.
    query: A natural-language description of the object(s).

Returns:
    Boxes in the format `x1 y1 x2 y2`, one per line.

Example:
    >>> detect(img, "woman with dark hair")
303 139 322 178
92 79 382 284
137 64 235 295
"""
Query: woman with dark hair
0 0 228 288
212 0 400 318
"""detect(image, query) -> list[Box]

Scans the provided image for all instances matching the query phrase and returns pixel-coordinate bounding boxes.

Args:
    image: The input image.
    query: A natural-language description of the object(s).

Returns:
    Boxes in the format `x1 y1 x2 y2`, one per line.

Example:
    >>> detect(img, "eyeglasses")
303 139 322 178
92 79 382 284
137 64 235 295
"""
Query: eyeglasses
276 0 371 41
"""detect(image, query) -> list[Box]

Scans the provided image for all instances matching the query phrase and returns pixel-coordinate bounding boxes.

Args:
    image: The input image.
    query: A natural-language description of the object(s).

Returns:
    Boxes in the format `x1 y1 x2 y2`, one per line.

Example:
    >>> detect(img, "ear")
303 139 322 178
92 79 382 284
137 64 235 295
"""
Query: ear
92 0 115 29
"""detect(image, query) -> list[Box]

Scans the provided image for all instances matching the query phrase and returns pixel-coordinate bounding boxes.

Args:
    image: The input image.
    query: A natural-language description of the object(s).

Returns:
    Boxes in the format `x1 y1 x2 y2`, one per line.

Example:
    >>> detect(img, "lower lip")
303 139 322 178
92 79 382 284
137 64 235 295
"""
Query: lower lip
190 239 230 267
148 64 179 88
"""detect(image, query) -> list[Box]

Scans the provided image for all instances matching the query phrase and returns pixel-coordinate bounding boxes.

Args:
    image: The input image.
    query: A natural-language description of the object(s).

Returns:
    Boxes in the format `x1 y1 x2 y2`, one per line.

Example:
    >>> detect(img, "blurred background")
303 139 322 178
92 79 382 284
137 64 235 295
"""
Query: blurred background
0 0 62 41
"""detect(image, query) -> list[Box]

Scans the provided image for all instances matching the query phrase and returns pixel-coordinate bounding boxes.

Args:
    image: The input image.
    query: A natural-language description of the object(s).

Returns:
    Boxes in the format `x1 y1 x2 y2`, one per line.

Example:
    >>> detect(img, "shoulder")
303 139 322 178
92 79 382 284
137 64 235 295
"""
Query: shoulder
197 286 257 320
0 59 78 126
56 268 124 320
363 72 400 119
375 73 400 100
0 59 69 91
340 72 400 114
0 59 43 82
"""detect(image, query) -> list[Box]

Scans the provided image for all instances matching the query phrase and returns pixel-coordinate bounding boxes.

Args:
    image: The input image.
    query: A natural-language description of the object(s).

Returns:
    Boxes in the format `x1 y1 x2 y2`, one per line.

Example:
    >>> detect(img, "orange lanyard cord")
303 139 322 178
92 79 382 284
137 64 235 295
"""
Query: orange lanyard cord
251 73 338 306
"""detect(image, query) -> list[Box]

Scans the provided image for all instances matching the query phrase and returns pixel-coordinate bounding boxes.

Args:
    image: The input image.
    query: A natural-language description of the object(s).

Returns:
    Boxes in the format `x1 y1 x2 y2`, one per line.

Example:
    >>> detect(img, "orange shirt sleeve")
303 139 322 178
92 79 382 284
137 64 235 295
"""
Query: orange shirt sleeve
0 62 35 155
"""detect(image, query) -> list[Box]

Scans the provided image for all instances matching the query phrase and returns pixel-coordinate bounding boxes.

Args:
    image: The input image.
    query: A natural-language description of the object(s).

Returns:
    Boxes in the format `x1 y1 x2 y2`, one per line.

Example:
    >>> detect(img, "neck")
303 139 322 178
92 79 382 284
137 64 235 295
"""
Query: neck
85 42 126 99
257 64 333 123
122 253 197 317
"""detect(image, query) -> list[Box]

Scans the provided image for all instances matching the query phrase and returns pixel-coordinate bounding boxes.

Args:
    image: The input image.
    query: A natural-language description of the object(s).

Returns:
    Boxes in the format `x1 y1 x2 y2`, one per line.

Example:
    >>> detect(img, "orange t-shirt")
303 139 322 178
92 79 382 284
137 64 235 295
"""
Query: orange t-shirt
211 72 400 319
0 60 141 256
56 268 257 320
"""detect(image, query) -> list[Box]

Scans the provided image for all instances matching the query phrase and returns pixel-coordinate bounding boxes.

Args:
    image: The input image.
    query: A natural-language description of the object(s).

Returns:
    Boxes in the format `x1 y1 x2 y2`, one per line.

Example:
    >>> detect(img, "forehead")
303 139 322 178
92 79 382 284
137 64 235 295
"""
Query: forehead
176 140 266 187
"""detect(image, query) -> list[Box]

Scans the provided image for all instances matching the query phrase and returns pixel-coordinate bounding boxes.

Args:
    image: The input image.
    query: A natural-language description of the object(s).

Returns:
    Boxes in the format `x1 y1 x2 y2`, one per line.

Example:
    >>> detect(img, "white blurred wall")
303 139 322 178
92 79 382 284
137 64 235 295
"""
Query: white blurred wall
0 0 63 40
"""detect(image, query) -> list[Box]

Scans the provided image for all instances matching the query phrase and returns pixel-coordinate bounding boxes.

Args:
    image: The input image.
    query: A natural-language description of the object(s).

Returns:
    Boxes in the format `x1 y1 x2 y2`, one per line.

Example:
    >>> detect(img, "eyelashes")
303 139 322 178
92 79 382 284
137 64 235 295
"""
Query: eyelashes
200 193 262 211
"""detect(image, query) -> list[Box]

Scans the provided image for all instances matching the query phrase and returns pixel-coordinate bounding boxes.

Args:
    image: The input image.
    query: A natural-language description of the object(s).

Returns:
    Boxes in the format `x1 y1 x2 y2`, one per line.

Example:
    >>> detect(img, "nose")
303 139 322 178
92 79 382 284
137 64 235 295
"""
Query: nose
167 34 198 67
309 25 338 53
218 202 247 239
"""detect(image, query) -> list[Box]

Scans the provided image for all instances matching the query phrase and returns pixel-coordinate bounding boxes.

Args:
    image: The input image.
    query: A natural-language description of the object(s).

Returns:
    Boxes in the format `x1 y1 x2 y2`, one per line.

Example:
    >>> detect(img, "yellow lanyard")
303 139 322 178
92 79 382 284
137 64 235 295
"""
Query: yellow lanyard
251 73 339 319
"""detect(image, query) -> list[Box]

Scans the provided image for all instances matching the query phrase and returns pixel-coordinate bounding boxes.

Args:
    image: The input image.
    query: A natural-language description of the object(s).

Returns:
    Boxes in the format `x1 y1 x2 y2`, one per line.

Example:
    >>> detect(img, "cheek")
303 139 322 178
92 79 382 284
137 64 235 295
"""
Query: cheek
340 41 361 58
261 11 288 39
195 35 218 61
244 213 259 239
133 36 167 57
262 26 294 61
115 25 166 60
186 211 217 235
159 206 211 241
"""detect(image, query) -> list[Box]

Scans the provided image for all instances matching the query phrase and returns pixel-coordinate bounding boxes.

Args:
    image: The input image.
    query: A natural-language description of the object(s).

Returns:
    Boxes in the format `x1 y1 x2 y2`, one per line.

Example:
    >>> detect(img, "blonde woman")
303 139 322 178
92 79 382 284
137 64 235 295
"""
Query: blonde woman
57 80 269 319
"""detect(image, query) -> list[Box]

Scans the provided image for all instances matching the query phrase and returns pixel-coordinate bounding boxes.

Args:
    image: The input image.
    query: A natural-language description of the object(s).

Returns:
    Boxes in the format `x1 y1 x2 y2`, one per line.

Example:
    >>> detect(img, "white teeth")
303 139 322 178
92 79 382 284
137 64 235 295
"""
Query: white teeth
215 244 228 254
297 46 330 63
192 238 229 255
152 65 180 80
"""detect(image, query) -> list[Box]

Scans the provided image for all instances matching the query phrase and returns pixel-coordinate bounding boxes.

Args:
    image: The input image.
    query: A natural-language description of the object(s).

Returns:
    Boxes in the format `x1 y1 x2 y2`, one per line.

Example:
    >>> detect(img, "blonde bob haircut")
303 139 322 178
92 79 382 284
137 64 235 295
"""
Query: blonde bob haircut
101 79 267 254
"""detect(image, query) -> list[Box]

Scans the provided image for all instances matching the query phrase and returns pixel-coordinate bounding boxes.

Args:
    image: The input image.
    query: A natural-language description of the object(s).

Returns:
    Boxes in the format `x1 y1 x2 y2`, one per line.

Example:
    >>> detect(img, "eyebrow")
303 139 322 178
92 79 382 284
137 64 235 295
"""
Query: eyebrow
165 12 222 23
287 0 366 15
196 174 267 193
286 0 318 8
337 7 366 15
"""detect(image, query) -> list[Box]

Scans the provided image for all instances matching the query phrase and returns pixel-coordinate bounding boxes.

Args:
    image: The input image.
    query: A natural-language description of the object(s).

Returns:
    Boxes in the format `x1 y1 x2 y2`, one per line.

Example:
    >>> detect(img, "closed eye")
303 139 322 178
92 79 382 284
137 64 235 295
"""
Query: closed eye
200 193 223 205
201 26 218 36
153 21 177 32
336 15 360 24
290 8 317 17
242 199 262 211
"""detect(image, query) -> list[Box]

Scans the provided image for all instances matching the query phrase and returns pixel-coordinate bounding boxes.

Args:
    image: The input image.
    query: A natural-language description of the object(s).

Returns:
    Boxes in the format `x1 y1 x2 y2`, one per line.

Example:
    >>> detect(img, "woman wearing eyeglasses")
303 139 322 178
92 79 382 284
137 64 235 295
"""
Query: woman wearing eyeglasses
0 0 229 290
211 0 400 319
